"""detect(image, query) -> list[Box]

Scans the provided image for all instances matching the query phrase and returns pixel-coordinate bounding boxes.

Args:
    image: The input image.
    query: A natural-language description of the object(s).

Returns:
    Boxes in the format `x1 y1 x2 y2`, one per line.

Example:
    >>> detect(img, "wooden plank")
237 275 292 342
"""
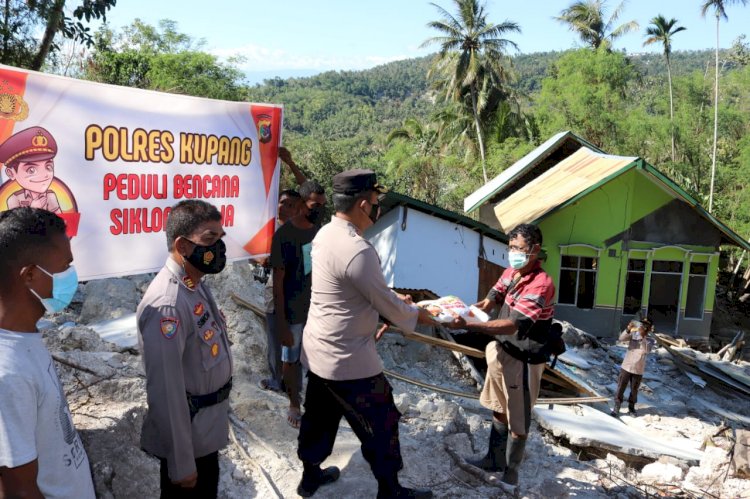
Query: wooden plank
435 324 485 388
230 293 266 319
385 325 486 358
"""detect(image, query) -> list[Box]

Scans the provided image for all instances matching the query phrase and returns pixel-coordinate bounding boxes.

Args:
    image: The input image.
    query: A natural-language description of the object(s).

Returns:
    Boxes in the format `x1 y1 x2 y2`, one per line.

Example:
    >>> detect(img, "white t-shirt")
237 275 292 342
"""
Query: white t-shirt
0 329 95 499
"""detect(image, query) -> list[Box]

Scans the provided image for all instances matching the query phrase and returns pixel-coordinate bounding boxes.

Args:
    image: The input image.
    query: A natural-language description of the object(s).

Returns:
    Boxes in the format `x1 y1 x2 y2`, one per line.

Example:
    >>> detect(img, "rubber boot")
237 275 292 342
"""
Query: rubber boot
376 474 433 499
467 420 508 472
297 462 340 497
628 404 637 416
501 435 527 486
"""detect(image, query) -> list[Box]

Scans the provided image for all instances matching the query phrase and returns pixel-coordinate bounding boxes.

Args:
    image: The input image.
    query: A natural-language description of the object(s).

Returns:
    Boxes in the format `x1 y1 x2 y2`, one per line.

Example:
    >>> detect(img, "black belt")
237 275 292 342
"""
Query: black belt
187 377 232 421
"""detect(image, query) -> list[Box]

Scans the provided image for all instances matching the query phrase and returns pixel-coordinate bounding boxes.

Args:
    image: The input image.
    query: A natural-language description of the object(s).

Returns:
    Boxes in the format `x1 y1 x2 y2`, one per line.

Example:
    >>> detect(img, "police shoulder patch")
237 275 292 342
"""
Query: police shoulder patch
160 317 179 339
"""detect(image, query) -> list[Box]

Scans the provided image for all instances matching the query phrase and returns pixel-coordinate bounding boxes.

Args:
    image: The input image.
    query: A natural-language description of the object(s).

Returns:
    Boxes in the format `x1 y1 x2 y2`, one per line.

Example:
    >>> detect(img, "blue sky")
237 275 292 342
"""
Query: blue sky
104 0 750 82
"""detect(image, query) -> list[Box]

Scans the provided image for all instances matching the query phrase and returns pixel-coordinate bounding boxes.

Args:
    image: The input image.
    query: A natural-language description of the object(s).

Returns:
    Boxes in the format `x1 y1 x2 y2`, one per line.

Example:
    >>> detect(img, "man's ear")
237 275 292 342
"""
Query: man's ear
19 264 37 284
174 236 191 257
5 167 15 180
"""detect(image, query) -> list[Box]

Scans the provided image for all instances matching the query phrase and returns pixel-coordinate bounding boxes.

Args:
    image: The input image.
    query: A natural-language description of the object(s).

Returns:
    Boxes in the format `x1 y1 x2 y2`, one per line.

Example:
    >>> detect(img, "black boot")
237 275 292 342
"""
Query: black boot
297 462 340 497
628 404 637 416
501 435 527 486
376 475 432 499
467 420 508 472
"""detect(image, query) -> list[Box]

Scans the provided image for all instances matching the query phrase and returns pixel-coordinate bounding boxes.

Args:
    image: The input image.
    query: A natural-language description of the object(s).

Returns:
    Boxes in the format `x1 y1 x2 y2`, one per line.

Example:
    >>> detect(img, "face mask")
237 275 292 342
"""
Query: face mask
186 239 227 274
29 265 78 313
306 206 324 225
366 202 380 224
508 251 530 270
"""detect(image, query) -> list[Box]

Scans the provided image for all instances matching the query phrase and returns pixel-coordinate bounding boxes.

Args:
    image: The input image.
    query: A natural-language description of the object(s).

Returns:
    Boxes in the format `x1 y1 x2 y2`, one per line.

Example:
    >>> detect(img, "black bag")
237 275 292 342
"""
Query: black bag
542 322 566 369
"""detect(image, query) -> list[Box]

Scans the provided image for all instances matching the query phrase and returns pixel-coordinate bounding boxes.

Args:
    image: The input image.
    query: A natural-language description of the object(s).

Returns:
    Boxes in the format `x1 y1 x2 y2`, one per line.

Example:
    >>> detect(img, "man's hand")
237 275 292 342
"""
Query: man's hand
416 307 437 326
445 315 468 330
278 322 293 347
173 471 198 489
396 293 414 305
279 146 294 165
473 298 492 313
375 323 389 342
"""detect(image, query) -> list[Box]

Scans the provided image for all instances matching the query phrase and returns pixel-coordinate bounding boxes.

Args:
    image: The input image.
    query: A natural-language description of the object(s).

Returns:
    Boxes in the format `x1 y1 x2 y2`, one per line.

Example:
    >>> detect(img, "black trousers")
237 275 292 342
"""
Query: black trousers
298 371 403 481
159 451 219 499
614 368 643 407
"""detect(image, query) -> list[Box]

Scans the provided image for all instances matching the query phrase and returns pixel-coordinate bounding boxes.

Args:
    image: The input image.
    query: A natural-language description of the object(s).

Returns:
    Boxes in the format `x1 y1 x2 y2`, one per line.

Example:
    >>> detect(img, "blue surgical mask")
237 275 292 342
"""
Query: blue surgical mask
508 252 530 270
29 265 78 313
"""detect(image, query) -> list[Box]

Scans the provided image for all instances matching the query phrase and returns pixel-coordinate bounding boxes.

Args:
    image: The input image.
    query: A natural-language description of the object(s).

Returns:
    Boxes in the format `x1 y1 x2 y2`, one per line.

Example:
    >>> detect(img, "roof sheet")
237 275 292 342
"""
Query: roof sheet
463 130 601 213
493 147 636 232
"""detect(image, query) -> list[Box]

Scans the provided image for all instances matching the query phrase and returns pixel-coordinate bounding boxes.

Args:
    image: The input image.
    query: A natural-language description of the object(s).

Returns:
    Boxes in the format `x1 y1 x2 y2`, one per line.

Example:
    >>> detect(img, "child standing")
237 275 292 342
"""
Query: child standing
611 317 655 417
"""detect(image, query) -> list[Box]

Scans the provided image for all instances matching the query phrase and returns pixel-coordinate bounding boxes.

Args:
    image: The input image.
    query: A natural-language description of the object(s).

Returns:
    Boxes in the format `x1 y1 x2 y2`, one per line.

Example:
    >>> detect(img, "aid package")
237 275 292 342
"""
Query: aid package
417 295 489 324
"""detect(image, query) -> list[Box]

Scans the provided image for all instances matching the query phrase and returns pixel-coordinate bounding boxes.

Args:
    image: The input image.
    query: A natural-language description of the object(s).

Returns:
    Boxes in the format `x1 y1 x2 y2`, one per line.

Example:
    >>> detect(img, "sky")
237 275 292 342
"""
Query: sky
101 0 750 83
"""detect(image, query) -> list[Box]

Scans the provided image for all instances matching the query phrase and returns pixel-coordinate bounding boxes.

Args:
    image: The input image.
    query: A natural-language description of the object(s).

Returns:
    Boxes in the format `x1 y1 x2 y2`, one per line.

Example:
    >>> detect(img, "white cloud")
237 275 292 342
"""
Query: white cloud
211 43 418 72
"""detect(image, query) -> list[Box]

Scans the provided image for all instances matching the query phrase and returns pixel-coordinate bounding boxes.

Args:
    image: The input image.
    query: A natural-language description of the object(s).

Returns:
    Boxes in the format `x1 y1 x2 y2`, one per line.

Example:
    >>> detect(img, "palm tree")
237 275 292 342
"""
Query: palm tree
556 0 639 51
701 0 748 213
643 15 686 163
422 0 520 183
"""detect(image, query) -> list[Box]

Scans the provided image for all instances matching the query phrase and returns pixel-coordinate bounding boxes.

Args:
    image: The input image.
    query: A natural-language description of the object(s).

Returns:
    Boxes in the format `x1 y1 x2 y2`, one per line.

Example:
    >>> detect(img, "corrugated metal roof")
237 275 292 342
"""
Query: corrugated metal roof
463 130 602 214
493 147 637 232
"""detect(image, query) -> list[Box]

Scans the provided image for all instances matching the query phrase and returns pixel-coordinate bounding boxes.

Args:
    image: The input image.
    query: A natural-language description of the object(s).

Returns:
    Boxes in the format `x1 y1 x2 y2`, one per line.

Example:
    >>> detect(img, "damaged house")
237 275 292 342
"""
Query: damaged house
367 191 509 306
464 131 750 339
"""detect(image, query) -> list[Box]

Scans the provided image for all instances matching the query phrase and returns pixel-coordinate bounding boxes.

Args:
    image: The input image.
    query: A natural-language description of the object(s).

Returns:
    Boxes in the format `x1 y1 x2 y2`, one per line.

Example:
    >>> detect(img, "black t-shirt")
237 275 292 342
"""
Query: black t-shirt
270 221 318 325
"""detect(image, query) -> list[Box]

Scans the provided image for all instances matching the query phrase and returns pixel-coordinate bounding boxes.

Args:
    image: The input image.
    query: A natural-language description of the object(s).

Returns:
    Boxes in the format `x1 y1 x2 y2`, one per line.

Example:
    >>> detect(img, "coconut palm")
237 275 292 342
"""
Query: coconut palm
643 15 686 163
701 0 748 213
556 0 639 51
422 0 520 183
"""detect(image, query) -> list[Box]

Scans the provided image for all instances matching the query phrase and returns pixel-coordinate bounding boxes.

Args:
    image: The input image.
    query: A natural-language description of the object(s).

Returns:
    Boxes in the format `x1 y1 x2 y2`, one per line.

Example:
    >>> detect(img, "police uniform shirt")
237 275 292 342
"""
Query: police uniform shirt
302 216 418 381
137 257 233 481
6 189 61 212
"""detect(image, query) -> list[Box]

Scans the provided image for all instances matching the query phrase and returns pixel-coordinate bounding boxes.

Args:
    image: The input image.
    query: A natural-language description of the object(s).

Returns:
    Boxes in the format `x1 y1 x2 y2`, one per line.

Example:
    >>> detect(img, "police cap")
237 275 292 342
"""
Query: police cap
332 169 387 195
0 126 58 168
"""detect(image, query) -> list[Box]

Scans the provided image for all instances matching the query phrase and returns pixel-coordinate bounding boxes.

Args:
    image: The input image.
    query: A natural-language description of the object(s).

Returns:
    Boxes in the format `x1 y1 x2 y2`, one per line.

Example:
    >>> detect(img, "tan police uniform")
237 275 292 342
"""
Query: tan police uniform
6 189 61 212
138 257 233 482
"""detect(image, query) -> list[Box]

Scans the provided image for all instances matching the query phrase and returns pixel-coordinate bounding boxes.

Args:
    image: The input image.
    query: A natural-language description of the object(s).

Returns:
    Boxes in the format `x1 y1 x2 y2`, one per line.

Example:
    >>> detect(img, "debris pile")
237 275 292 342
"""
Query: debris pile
36 263 750 498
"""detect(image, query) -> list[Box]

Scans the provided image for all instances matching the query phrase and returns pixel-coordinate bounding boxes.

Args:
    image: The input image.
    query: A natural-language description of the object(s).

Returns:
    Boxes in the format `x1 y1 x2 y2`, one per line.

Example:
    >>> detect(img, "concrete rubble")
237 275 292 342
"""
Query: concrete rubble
39 262 750 498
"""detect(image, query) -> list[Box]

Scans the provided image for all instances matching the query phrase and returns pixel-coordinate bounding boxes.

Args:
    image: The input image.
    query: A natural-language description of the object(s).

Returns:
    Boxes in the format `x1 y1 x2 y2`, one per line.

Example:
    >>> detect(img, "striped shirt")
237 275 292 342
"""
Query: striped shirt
491 261 556 363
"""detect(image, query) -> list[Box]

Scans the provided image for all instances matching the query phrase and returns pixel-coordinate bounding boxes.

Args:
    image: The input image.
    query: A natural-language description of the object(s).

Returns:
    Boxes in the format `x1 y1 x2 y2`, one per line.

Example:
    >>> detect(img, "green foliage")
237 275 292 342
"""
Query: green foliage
0 0 116 70
534 48 636 150
84 20 246 100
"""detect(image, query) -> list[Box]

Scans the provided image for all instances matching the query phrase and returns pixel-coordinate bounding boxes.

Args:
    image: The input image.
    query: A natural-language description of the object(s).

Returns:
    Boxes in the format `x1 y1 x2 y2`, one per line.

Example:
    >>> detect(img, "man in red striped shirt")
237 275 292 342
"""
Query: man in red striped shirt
447 223 555 486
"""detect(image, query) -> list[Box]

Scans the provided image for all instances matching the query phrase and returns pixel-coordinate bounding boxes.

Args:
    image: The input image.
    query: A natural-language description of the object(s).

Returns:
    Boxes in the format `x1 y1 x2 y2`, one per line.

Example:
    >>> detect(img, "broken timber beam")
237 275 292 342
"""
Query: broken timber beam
435 324 485 388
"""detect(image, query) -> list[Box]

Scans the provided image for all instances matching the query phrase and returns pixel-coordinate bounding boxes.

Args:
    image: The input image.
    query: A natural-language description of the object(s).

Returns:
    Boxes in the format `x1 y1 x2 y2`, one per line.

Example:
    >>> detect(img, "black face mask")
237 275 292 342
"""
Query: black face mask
186 239 227 274
306 206 324 225
367 202 380 224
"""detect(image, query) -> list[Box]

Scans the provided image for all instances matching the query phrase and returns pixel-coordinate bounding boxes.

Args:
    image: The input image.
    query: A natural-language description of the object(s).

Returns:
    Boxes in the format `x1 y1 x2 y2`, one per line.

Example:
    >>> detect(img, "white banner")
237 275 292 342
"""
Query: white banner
0 65 282 280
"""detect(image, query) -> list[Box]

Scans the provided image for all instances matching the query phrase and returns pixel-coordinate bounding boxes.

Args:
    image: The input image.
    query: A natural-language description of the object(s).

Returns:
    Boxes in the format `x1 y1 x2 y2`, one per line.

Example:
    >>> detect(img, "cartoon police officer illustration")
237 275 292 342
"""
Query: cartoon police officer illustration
0 126 62 213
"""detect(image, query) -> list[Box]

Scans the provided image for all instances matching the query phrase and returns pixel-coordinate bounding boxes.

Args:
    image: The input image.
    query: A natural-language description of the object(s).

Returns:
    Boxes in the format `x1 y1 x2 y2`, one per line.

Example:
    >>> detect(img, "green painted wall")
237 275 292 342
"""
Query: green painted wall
536 166 720 337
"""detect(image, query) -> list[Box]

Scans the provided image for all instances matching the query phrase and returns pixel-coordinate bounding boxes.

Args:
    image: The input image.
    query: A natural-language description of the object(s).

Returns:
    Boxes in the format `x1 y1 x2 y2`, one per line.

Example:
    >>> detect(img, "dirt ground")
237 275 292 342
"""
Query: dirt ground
45 262 750 498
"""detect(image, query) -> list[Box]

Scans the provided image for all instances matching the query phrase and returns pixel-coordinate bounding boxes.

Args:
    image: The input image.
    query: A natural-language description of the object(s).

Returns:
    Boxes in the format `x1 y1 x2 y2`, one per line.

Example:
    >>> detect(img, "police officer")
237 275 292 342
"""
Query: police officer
0 126 61 213
297 169 435 498
138 200 233 498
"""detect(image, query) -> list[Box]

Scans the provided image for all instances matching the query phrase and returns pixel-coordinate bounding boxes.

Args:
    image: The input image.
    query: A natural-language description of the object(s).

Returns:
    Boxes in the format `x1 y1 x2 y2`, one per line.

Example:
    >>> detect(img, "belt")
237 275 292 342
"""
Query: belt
187 377 233 421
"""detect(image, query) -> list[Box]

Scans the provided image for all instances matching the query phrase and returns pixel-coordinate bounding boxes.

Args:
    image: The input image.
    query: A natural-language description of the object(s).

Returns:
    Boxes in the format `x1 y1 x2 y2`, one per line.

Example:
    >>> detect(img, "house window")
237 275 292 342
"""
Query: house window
623 258 646 315
559 255 598 309
685 262 708 319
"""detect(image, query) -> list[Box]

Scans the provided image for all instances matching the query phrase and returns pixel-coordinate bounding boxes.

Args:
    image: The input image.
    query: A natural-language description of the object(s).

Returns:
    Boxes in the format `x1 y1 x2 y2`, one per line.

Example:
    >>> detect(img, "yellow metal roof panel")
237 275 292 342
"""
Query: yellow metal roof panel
493 147 636 231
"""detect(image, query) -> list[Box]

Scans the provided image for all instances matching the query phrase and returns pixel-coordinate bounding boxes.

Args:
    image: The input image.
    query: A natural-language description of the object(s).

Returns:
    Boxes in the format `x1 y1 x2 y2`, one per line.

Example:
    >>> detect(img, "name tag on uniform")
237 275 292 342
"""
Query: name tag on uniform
303 242 313 275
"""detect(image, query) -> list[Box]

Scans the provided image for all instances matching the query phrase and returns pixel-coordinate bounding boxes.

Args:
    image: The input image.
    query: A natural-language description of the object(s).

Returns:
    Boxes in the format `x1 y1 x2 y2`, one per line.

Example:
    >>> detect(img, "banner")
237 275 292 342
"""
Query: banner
0 65 282 280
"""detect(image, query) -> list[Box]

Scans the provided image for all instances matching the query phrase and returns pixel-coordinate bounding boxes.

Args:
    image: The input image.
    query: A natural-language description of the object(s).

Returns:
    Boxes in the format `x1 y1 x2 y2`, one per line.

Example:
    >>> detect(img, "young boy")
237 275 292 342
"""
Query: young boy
611 317 655 417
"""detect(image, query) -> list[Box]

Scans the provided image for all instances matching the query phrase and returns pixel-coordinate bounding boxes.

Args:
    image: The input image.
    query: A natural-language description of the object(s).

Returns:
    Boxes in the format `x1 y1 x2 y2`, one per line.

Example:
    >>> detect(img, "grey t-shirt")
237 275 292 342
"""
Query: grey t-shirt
0 329 95 499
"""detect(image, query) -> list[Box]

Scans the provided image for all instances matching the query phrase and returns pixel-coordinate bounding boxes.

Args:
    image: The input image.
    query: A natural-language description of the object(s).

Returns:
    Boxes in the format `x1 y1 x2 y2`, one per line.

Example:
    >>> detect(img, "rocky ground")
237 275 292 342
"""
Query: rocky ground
43 262 750 498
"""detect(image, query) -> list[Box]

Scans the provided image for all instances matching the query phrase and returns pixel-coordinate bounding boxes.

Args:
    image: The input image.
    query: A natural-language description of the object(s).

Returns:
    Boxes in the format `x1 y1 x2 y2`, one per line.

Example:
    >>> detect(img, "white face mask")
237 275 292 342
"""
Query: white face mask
508 251 530 269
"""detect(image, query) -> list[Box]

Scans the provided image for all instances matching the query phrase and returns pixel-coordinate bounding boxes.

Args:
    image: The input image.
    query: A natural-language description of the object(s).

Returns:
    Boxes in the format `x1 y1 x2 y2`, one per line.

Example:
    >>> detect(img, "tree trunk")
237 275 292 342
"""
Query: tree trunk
666 52 675 163
31 0 66 71
471 85 487 184
2 0 9 64
708 15 719 214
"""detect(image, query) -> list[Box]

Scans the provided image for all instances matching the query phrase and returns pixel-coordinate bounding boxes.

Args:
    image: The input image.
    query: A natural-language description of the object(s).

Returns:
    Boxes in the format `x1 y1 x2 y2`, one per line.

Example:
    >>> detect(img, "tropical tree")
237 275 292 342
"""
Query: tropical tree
701 0 748 213
422 0 520 183
555 0 639 51
0 0 116 70
643 15 686 163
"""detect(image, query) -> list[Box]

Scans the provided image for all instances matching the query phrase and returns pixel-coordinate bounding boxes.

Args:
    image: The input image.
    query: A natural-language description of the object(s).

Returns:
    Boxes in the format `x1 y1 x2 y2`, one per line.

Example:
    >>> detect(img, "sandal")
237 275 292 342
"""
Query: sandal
259 378 281 392
287 407 302 429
